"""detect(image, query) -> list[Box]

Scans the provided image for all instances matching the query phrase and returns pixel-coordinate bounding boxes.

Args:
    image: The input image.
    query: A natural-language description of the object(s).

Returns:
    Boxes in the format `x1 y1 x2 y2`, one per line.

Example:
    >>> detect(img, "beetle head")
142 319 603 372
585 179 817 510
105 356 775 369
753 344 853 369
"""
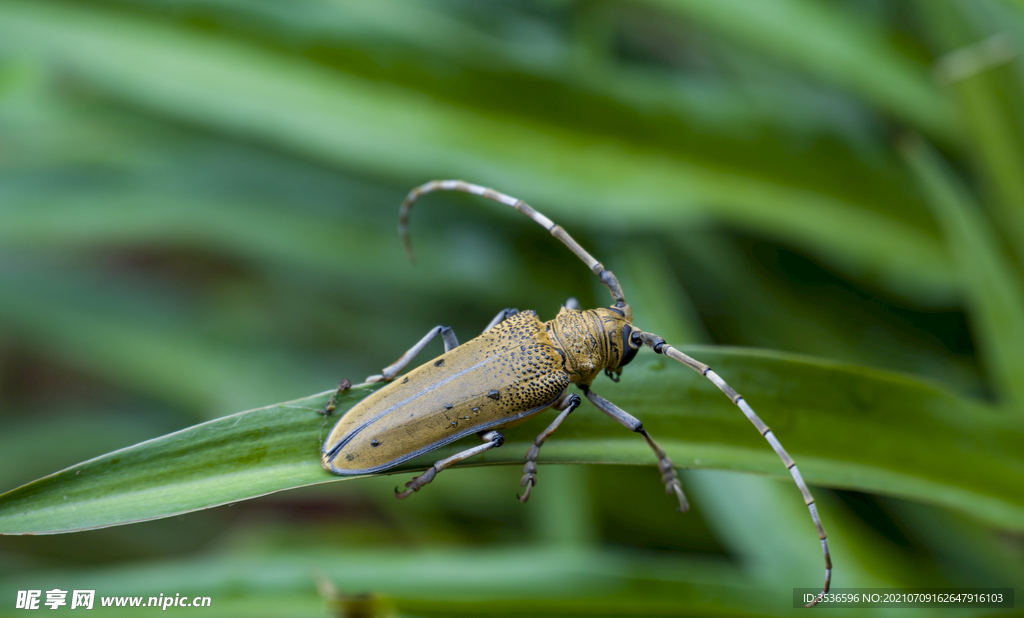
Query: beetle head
592 305 639 375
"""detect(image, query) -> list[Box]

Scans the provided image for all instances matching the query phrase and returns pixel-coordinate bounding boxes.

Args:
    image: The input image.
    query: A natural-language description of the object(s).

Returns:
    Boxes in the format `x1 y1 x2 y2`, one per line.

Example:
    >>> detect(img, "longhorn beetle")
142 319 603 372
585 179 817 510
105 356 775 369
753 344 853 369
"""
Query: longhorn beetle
321 180 831 607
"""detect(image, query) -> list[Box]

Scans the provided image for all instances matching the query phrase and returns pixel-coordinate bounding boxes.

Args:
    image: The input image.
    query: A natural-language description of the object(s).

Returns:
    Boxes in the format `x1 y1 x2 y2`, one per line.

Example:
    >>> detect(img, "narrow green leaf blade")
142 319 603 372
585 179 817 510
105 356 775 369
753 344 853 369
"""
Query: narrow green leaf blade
645 0 956 141
900 136 1024 411
921 0 1024 271
0 269 324 415
1 350 1021 535
0 0 954 300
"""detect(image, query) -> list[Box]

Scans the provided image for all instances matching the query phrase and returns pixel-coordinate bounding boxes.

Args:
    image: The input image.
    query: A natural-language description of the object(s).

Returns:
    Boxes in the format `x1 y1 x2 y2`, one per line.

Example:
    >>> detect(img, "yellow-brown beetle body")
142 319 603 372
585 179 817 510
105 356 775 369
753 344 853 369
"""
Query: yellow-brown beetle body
320 180 831 607
322 307 633 475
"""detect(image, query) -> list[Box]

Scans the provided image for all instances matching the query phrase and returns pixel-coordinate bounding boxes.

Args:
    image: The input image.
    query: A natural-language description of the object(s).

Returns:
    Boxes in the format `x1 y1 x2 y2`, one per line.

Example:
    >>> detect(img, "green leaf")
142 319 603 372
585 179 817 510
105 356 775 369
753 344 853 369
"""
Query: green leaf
0 0 955 302
919 0 1024 272
0 546 790 617
2 349 1021 535
900 136 1024 411
643 0 956 141
0 269 327 415
663 228 984 392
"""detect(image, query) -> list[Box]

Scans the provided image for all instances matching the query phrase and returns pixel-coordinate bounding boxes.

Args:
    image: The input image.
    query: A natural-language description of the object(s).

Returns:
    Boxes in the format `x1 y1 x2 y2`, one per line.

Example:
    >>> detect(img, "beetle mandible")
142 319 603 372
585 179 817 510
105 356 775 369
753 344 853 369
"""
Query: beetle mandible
321 180 831 606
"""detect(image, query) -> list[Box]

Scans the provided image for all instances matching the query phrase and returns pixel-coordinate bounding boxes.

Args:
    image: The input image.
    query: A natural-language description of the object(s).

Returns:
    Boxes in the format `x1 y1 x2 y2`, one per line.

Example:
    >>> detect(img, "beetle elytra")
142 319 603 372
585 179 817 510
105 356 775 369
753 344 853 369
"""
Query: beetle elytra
321 180 831 606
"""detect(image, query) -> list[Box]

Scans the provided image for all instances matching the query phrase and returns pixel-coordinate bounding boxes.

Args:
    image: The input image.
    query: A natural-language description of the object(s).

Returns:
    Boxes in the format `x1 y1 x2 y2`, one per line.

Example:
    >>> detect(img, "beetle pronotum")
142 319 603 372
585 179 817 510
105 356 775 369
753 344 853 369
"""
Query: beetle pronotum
321 180 831 606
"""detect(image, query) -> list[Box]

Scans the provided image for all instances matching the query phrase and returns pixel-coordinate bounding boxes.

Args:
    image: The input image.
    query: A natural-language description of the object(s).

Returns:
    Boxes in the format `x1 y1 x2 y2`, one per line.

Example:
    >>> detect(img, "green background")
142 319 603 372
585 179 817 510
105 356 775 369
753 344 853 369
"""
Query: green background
1 0 1023 616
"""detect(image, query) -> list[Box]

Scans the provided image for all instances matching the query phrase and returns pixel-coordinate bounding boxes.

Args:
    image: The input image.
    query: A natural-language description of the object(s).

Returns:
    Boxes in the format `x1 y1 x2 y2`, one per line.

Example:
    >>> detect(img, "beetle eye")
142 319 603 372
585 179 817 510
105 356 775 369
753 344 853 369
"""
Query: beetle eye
618 324 640 368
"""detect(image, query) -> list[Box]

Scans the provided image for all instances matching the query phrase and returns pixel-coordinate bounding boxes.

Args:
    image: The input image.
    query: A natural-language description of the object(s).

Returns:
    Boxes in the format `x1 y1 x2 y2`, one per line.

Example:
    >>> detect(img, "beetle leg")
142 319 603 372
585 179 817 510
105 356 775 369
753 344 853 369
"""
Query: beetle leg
518 392 581 503
366 325 459 383
631 329 830 606
482 308 519 333
580 386 689 513
564 297 581 311
395 430 505 499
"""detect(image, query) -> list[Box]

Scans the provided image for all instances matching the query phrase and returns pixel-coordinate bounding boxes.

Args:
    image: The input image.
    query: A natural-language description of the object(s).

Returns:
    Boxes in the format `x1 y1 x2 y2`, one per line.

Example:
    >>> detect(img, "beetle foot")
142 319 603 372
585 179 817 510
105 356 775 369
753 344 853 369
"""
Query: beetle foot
517 457 538 503
659 459 689 512
365 374 385 384
517 476 536 503
395 467 438 499
642 429 689 513
319 379 352 416
667 479 689 513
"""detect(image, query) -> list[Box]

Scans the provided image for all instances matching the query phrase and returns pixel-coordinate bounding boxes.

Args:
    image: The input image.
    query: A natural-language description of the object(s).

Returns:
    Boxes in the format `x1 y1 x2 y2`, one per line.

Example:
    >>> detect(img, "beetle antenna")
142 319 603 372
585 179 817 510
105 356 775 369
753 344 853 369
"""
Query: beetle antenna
632 329 831 608
400 180 627 307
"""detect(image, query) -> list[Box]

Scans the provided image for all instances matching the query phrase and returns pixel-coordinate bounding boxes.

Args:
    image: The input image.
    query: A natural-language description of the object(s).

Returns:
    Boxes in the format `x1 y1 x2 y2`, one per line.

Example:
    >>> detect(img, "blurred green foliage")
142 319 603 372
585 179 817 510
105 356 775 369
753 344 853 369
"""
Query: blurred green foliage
1 0 1023 616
